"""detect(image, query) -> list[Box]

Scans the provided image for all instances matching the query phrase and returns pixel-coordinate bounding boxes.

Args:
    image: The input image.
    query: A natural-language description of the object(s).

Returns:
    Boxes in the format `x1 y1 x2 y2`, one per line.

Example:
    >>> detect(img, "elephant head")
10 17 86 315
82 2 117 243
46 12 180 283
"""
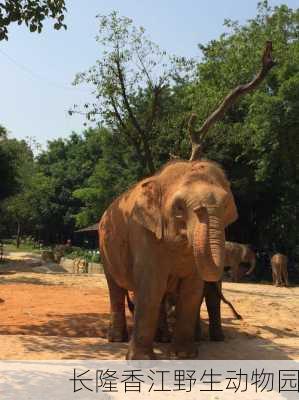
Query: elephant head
132 159 238 282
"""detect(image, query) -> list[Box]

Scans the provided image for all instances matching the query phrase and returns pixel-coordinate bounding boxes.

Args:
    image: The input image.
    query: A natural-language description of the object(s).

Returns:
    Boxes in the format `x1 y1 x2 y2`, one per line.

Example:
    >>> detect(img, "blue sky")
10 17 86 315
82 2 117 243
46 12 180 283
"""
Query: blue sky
0 0 297 148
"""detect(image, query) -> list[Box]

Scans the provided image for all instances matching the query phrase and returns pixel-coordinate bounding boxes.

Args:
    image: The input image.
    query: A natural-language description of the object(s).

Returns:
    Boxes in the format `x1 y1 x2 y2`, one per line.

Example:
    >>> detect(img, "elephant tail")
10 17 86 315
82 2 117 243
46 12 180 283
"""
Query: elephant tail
217 285 242 320
126 291 135 314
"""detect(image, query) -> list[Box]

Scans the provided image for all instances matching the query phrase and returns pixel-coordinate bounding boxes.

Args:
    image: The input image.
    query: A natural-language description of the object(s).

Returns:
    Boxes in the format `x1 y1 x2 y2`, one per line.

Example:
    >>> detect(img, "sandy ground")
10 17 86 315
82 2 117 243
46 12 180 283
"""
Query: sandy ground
0 252 298 360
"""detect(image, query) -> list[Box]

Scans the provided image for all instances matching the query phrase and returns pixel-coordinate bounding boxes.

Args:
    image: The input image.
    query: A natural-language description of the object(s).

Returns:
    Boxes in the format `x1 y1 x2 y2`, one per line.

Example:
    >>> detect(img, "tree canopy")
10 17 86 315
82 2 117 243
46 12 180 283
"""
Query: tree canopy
71 11 194 175
0 0 66 40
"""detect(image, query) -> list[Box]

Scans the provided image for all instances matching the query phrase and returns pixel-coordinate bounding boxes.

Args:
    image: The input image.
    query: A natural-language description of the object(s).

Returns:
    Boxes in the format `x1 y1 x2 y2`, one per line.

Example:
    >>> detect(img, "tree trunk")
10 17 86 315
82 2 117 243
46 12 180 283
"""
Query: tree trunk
16 221 21 248
142 135 155 174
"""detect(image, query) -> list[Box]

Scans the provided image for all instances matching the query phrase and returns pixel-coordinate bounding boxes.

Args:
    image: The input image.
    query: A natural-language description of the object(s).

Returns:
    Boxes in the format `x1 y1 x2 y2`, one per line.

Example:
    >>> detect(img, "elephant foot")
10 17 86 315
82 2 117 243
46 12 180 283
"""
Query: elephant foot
174 343 198 359
195 321 201 342
155 333 171 343
209 330 225 342
126 344 156 360
209 323 225 341
155 329 172 343
107 327 128 342
195 332 201 343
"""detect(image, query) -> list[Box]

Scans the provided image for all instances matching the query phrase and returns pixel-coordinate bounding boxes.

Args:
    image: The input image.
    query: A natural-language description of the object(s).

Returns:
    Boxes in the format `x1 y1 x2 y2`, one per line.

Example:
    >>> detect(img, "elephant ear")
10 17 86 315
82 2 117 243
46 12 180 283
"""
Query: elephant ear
223 188 238 227
131 178 163 240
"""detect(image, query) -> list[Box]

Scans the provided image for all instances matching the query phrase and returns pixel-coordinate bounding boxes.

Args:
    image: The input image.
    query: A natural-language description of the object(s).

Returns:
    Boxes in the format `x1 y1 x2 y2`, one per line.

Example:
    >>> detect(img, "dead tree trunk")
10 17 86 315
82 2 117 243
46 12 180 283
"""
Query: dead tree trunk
188 41 276 160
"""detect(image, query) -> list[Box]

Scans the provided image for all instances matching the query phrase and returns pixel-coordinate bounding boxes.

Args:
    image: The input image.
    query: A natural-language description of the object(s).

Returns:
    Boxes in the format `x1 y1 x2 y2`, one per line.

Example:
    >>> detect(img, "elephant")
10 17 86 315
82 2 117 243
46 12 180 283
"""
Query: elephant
224 241 256 282
73 258 88 274
99 159 238 359
271 253 289 286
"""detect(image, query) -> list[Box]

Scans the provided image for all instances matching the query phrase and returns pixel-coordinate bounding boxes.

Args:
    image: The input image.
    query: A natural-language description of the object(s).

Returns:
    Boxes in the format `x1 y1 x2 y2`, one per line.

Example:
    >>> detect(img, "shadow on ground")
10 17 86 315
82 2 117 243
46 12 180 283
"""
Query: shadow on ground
0 275 65 286
0 256 68 274
0 312 112 338
0 311 295 360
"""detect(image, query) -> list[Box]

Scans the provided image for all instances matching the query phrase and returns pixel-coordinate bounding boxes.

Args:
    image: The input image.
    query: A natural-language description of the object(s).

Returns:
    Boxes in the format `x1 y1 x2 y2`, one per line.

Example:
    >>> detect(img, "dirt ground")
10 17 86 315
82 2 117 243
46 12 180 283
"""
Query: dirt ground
0 252 298 360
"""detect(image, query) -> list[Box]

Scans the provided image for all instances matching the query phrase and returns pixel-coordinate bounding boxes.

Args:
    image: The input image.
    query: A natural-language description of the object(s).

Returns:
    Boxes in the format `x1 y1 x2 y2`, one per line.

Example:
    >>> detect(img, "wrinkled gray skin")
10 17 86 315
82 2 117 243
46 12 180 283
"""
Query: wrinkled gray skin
224 241 256 282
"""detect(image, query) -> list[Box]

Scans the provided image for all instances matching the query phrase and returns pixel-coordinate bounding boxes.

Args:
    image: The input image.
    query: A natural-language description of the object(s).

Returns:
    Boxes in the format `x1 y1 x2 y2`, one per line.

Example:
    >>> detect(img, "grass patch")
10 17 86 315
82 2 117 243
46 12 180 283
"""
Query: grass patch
4 243 42 253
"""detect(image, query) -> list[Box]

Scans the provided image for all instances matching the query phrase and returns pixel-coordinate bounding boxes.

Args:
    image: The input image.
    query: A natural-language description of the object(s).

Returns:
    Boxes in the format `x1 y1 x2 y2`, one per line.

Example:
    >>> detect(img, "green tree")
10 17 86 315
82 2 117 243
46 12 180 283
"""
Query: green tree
72 11 193 175
0 135 36 243
0 134 33 200
36 128 105 242
0 125 7 139
185 1 299 265
73 127 140 227
3 193 32 247
0 0 66 40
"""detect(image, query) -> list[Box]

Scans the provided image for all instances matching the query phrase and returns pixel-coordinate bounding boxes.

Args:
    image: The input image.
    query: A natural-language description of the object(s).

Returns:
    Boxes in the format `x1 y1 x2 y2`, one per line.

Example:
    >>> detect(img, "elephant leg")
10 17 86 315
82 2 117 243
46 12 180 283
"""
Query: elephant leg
232 264 239 282
194 314 202 342
124 291 171 342
273 268 280 286
155 296 171 343
127 279 165 360
106 273 128 342
282 265 289 287
173 276 203 358
195 290 205 342
272 268 276 285
278 265 283 286
204 281 224 341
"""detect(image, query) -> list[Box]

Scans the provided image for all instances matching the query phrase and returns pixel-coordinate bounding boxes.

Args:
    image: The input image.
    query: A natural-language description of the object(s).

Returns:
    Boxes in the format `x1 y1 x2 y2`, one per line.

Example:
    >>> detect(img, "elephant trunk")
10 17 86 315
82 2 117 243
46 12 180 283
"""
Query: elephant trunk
192 207 225 282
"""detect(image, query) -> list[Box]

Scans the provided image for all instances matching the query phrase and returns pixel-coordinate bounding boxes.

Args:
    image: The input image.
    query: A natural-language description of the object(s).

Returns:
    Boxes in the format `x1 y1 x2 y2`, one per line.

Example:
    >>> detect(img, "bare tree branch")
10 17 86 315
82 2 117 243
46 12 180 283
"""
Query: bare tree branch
189 41 276 161
134 47 154 90
109 95 148 170
145 85 163 134
114 49 156 173
114 55 145 137
110 95 127 131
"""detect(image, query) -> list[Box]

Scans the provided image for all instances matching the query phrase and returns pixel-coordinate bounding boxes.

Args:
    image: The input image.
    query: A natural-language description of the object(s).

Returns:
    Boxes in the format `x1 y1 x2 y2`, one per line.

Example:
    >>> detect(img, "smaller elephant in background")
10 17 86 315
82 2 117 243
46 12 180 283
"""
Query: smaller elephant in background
73 258 89 274
271 253 288 286
224 241 256 282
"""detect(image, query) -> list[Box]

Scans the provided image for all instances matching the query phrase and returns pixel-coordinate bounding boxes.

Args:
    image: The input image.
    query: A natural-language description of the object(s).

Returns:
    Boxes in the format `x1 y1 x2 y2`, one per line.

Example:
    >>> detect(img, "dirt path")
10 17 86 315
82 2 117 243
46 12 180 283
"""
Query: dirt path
0 252 298 360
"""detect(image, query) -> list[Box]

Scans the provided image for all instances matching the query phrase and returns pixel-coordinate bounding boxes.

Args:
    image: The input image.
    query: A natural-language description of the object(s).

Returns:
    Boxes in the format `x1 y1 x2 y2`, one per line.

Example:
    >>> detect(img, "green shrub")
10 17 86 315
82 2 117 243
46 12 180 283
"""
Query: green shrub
63 246 101 263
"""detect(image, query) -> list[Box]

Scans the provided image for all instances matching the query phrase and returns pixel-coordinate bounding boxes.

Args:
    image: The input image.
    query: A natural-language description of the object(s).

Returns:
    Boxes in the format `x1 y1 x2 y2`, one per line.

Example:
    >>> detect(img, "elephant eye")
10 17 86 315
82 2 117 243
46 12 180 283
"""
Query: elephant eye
173 201 185 218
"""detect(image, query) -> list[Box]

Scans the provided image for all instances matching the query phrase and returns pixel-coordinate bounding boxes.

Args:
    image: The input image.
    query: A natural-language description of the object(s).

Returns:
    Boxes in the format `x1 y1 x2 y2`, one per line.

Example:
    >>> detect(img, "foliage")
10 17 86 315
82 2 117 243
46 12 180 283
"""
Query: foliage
0 128 106 243
184 1 299 260
0 0 66 40
35 128 105 241
63 246 101 263
0 125 7 139
71 11 194 175
0 134 33 201
73 128 141 227
3 240 44 253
